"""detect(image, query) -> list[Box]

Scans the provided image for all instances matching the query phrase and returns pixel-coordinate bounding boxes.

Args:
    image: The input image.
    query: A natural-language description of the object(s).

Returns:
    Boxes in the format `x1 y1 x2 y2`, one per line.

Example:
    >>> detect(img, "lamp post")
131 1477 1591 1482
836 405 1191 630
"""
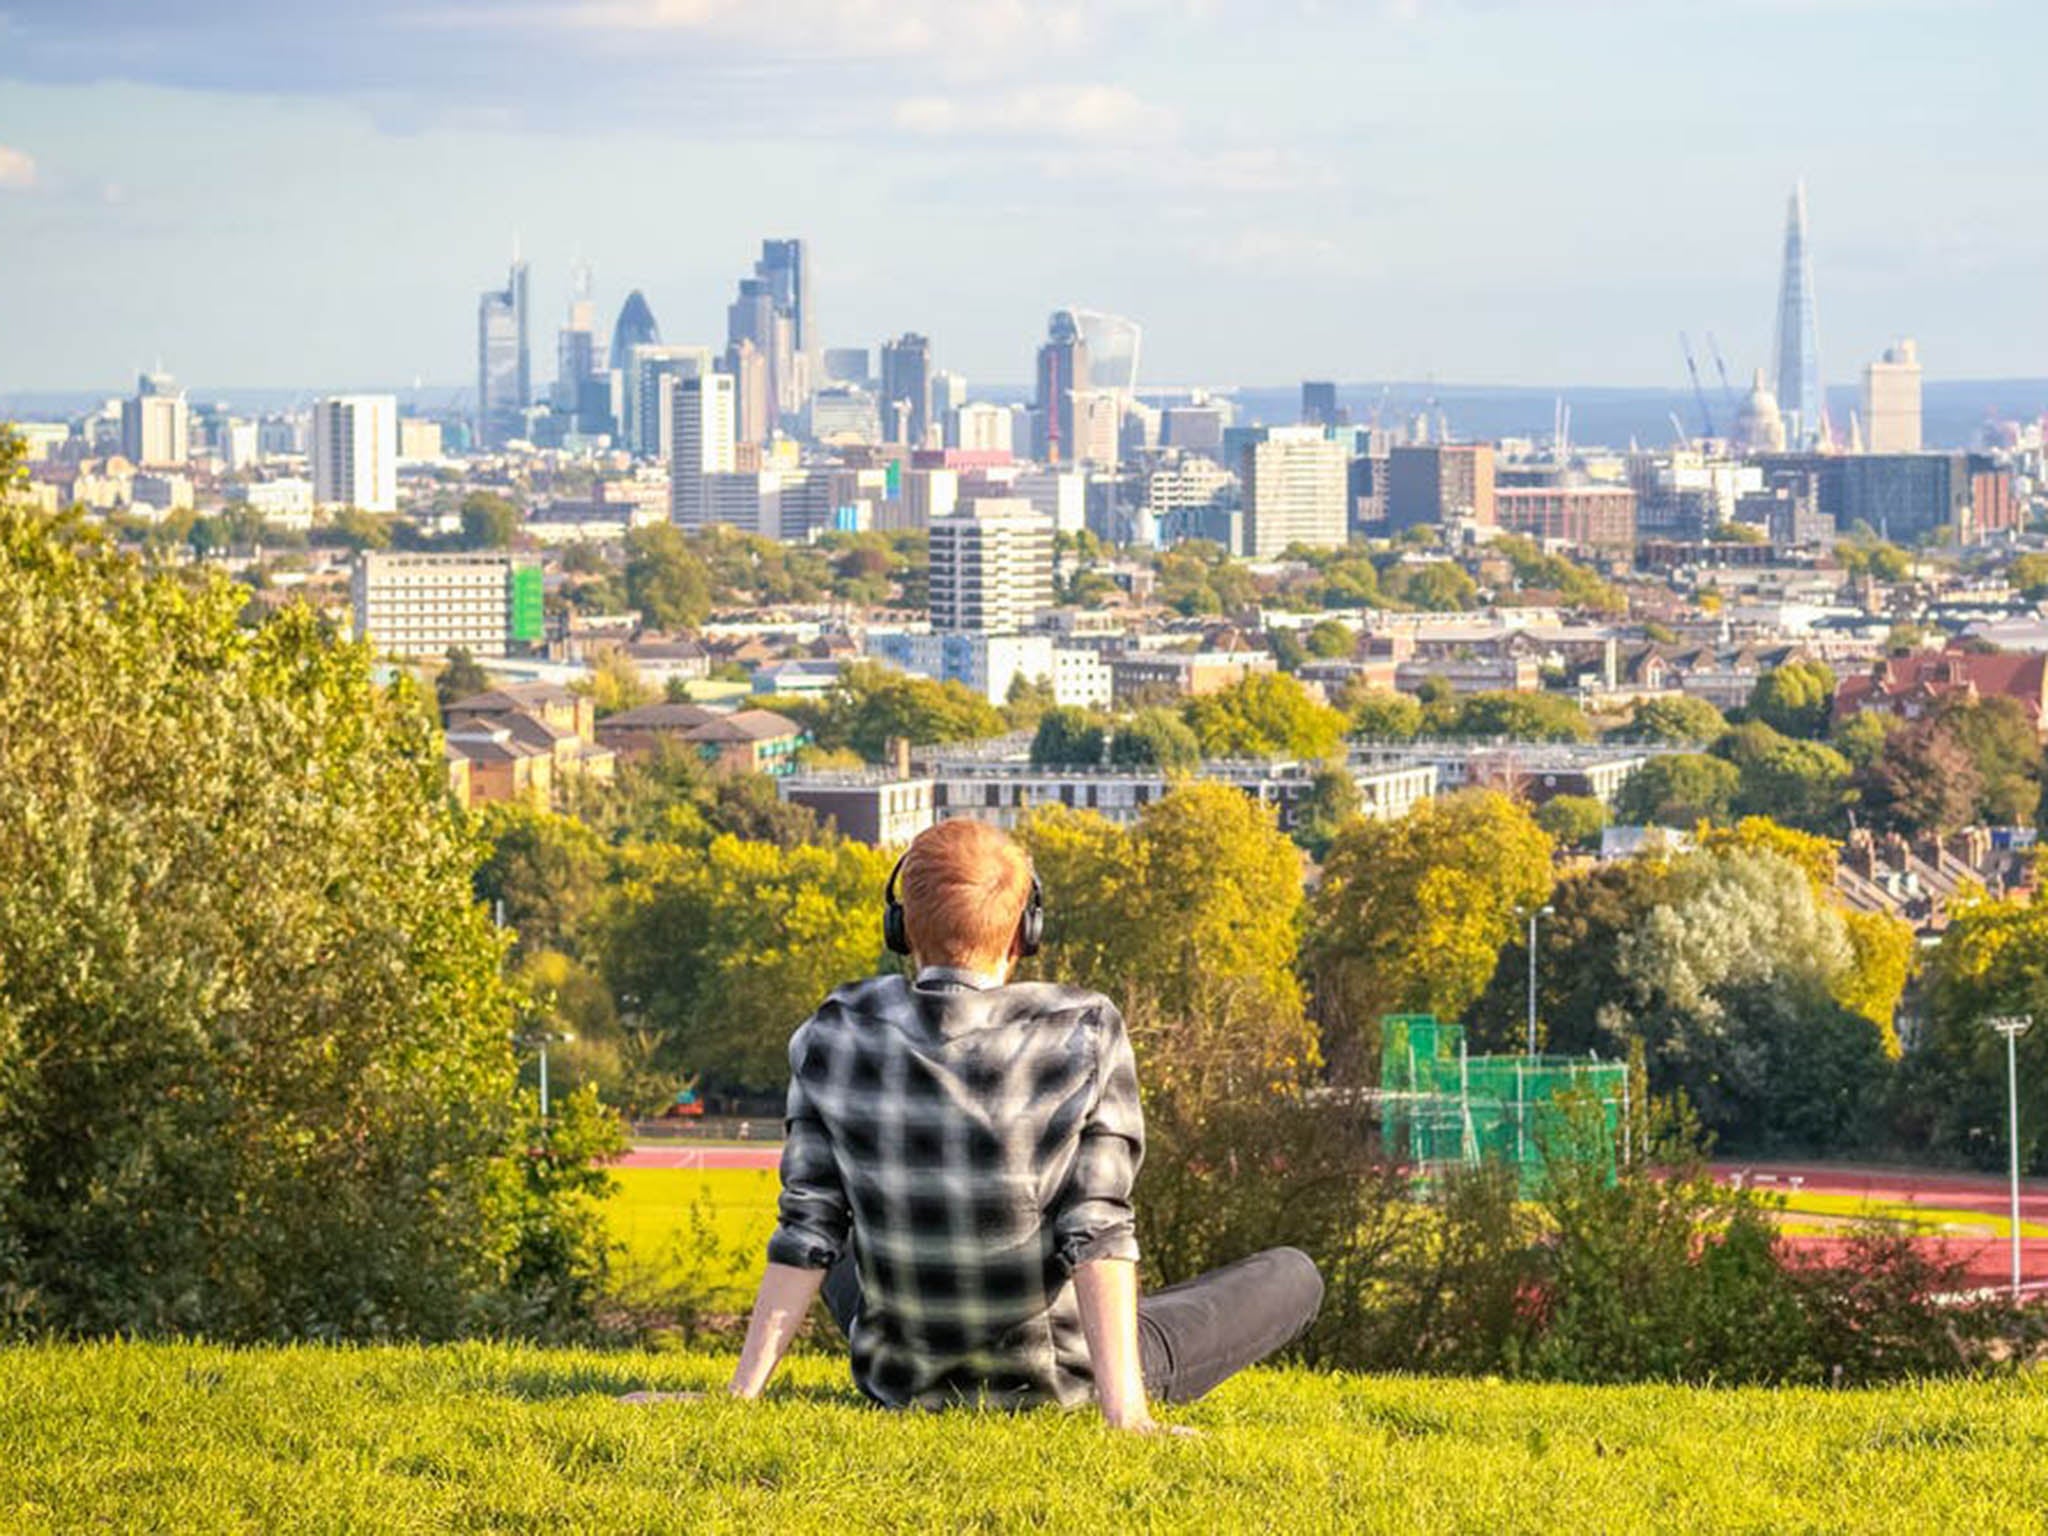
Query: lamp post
1988 1014 2032 1302
1524 905 1554 1057
516 1030 576 1117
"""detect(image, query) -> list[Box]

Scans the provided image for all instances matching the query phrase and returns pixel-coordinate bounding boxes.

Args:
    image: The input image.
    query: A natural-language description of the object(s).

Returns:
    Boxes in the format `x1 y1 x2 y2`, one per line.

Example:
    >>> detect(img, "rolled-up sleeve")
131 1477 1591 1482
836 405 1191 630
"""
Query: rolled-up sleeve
764 1024 850 1271
1049 1005 1146 1274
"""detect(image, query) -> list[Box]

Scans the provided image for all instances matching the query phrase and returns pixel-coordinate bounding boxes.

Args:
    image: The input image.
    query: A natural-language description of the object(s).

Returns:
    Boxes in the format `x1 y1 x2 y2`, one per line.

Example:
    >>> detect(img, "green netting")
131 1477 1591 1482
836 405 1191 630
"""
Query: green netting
1378 1014 1629 1194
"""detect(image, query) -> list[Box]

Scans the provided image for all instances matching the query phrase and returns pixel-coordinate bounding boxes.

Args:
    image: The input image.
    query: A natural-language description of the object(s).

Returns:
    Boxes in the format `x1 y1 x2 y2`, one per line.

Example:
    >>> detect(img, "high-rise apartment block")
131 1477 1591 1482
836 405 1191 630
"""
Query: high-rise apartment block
928 498 1055 633
120 371 189 466
1862 339 1923 453
879 333 933 448
1242 427 1348 557
477 256 530 449
1386 443 1497 531
670 372 737 528
310 394 398 513
351 550 544 657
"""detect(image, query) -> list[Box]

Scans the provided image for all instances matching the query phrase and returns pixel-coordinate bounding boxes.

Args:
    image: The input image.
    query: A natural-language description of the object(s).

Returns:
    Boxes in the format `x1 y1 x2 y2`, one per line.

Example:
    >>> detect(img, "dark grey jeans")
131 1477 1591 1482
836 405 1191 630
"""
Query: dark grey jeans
822 1245 1324 1406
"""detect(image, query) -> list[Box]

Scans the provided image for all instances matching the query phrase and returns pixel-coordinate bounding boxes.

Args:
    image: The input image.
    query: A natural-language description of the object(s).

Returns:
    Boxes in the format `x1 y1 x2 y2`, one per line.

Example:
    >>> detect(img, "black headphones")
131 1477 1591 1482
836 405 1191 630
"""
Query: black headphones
884 853 1044 959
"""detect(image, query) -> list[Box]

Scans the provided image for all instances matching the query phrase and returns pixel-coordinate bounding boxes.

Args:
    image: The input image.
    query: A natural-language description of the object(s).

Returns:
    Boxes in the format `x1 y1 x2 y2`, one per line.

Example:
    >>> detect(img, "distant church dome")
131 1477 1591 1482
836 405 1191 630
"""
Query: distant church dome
1735 368 1787 453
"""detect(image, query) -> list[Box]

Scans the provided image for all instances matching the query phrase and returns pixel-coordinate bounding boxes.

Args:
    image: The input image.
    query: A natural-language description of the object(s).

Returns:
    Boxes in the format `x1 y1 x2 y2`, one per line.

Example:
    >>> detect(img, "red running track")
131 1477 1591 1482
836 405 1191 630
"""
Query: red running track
617 1145 783 1171
1714 1160 2048 1294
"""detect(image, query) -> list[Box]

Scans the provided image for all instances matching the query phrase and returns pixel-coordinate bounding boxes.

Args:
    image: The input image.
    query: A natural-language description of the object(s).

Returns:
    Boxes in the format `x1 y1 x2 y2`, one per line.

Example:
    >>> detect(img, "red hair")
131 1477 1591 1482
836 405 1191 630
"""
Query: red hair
899 820 1034 968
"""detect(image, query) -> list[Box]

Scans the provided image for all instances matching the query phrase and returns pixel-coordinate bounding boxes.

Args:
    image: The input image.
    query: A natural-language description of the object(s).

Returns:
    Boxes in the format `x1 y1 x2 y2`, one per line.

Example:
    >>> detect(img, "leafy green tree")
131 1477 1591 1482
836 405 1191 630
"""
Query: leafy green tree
1535 795 1608 852
1937 696 2040 826
581 647 657 718
0 477 580 1339
1003 673 1058 733
1019 784 1315 1117
1031 706 1107 768
1830 709 1895 771
1384 560 1478 611
1625 695 1727 746
458 491 522 550
437 646 491 709
1109 707 1202 771
1305 791 1555 1081
1915 890 2048 1171
1304 620 1357 659
325 506 393 551
1185 672 1349 760
1433 690 1593 743
1291 766 1363 861
1747 660 1838 739
474 804 613 958
1613 753 1740 827
790 662 1006 761
1344 687 1424 741
624 523 713 630
2010 552 2048 603
1719 722 1853 834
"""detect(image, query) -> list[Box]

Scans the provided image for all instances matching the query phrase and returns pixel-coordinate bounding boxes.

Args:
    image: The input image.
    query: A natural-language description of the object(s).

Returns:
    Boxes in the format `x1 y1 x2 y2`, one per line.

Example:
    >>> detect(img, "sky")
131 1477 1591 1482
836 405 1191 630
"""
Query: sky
1 0 2043 397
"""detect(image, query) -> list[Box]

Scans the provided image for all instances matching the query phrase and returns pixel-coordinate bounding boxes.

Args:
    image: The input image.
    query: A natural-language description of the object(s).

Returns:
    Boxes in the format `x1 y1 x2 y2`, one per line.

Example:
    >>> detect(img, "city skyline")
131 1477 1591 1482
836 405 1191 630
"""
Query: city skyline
1 2 2043 394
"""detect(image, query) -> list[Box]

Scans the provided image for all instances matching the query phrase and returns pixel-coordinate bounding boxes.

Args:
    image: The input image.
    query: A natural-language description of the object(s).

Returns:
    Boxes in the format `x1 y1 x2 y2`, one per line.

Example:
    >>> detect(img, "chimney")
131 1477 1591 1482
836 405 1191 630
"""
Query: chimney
887 735 911 778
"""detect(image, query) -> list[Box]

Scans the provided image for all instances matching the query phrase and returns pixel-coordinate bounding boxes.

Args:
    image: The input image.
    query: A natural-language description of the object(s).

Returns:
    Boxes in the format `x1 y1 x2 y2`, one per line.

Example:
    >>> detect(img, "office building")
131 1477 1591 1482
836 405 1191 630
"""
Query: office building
554 261 599 414
1772 181 1826 450
609 290 660 372
1493 486 1636 551
120 371 189 466
879 333 933 447
310 394 398 513
351 550 544 657
1160 403 1226 458
631 344 712 459
932 370 967 424
928 498 1055 633
1072 390 1121 469
477 255 530 449
1242 427 1349 557
1072 310 1142 393
807 384 880 445
669 372 737 528
1301 380 1340 428
1863 339 1923 454
726 337 773 446
756 238 812 357
1386 443 1497 531
398 417 444 462
823 346 870 386
952 401 1014 454
1033 310 1090 465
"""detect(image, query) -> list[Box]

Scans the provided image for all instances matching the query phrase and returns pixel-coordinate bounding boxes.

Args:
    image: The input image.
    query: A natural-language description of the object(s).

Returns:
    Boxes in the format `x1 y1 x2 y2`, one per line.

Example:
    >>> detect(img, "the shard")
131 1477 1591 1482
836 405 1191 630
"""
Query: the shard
1771 181 1826 450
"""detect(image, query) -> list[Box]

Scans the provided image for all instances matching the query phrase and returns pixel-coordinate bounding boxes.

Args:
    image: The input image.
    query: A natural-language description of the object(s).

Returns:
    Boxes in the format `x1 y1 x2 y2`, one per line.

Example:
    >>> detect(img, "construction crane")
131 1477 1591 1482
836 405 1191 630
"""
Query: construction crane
1680 332 1716 441
1706 333 1739 412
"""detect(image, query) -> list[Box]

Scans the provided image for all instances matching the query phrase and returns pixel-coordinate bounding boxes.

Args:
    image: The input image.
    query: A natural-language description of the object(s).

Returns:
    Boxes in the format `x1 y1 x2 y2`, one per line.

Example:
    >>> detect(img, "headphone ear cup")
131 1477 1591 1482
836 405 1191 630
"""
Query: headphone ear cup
1019 906 1044 959
883 901 910 956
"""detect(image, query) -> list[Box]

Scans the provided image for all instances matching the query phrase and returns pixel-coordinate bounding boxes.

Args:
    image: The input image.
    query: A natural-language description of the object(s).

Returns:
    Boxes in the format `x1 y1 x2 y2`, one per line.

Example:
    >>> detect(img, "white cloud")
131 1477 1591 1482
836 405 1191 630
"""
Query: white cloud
893 85 1179 145
0 146 37 191
1196 226 1350 274
547 0 1088 57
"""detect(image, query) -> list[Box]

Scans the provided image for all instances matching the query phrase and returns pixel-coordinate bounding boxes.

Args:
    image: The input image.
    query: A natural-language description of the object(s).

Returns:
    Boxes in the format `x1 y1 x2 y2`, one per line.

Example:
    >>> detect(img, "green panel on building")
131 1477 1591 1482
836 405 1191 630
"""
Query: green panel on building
885 458 901 497
510 564 545 644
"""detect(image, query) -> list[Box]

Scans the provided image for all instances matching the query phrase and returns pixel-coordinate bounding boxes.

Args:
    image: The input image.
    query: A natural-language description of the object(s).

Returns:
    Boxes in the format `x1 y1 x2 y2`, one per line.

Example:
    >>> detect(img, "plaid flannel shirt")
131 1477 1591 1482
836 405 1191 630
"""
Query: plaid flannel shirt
765 968 1144 1410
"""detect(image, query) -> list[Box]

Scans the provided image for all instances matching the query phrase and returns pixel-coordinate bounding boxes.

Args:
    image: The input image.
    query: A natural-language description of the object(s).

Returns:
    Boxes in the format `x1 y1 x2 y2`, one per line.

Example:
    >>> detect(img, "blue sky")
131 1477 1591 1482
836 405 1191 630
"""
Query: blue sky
0 0 2041 394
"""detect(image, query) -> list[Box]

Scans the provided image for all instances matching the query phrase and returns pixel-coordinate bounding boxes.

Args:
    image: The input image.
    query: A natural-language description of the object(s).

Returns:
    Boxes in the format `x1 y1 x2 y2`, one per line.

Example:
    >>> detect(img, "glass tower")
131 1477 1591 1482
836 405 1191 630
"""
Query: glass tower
476 256 529 449
1771 182 1825 450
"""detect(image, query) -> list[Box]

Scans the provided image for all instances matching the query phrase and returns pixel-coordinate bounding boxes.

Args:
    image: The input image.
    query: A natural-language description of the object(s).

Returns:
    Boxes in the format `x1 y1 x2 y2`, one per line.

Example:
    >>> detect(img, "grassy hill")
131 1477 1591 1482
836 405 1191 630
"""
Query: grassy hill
6 1343 2048 1532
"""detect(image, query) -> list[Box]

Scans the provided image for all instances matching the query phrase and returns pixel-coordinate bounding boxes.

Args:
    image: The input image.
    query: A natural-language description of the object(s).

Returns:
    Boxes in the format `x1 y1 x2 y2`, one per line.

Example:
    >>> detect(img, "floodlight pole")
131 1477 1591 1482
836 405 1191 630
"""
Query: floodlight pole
1525 905 1554 1057
1989 1014 2032 1302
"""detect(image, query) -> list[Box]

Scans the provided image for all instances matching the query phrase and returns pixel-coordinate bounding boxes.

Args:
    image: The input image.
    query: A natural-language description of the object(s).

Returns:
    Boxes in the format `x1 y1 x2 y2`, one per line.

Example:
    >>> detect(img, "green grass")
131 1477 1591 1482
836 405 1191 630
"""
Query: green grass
605 1166 778 1279
5 1343 2048 1532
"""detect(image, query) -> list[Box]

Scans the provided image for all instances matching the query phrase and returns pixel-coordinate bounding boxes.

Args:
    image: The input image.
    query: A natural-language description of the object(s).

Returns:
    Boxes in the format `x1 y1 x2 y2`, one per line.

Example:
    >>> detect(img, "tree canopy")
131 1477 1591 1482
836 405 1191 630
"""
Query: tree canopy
1184 672 1349 761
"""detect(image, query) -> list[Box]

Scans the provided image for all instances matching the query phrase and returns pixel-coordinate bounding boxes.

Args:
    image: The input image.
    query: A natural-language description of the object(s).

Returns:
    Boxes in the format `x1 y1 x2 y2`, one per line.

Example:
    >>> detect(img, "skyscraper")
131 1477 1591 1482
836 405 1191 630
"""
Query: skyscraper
477 255 530 449
1033 311 1089 465
630 344 712 459
1771 182 1826 451
670 372 737 529
725 338 773 446
555 260 598 415
1301 381 1340 428
879 333 933 448
609 290 661 369
121 371 189 466
757 239 812 356
310 395 398 513
1863 339 1923 454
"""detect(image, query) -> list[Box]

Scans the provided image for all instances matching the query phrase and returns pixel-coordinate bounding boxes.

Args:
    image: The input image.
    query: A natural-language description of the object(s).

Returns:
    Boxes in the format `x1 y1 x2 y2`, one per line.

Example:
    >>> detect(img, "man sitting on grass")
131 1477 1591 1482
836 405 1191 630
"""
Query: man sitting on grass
719 818 1322 1432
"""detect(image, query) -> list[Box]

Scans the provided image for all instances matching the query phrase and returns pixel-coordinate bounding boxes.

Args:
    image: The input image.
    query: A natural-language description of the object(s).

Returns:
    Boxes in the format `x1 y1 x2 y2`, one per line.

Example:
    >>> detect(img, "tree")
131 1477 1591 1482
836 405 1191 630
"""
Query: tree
1853 720 1983 837
1018 784 1315 1117
2011 552 2048 603
1344 687 1424 742
1291 766 1363 861
1625 695 1727 746
581 647 657 718
623 524 712 631
437 646 490 709
795 662 1007 761
1031 706 1107 768
1937 696 2040 826
0 477 587 1339
458 491 522 550
1003 673 1057 734
1304 619 1357 659
1433 690 1593 743
473 803 613 958
1747 660 1838 739
1612 753 1740 827
600 836 892 1093
1830 709 1895 771
1184 672 1349 761
1386 560 1478 611
1719 722 1853 834
1109 707 1202 771
1305 791 1555 1080
1535 795 1607 852
1915 890 2048 1171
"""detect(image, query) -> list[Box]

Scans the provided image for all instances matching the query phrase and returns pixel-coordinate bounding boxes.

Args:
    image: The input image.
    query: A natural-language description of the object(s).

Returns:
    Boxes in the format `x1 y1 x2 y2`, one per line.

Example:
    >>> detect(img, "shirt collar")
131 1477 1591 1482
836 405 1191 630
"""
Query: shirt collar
914 964 1005 992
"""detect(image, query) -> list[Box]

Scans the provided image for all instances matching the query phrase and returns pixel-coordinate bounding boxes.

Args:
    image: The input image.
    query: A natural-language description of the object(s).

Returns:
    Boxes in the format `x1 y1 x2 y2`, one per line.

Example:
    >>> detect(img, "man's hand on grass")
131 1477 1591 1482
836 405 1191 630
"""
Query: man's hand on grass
1103 1409 1201 1438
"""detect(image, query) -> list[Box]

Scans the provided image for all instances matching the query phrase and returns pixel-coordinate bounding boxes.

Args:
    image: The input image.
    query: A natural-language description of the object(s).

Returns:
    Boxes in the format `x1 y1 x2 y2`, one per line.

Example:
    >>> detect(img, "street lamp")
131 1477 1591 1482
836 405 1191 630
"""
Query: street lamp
1523 905 1555 1057
516 1030 576 1116
1988 1014 2032 1302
